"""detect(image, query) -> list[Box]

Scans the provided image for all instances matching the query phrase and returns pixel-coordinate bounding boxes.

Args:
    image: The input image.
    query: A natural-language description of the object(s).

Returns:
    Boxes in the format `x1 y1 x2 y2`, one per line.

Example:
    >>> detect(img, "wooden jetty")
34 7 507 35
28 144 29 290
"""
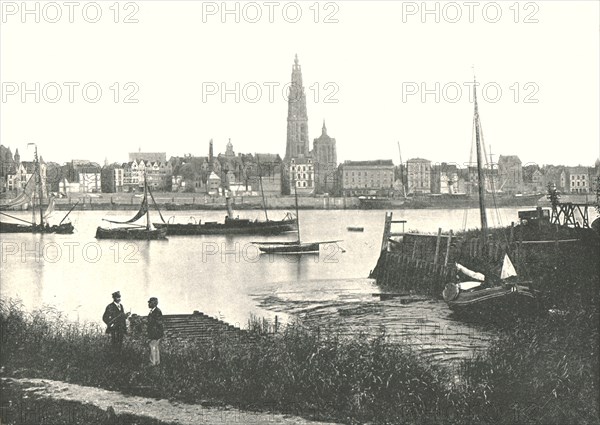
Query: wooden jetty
370 211 589 298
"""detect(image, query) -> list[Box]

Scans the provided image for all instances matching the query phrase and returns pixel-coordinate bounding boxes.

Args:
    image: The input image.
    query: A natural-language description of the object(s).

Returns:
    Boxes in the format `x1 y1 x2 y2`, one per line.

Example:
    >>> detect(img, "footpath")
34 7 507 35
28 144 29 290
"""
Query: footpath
1 377 339 425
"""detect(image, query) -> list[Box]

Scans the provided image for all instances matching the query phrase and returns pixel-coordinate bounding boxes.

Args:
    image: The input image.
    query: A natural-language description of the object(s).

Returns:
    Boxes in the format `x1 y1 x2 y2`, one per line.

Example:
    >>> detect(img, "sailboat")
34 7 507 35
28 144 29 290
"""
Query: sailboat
441 77 536 315
442 254 536 315
252 178 340 254
95 171 167 240
0 145 75 234
153 158 296 236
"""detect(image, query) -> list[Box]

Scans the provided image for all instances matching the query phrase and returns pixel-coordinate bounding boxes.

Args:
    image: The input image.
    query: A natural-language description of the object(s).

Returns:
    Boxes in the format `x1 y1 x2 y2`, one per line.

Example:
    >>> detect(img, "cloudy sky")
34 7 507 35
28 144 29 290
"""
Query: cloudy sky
1 0 599 168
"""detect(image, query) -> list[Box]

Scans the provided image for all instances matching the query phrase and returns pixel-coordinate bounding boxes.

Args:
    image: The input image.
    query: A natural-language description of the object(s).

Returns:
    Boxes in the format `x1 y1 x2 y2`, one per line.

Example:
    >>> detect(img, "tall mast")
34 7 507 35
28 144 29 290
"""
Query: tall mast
256 155 269 221
473 79 488 245
397 141 407 199
30 144 44 227
144 170 150 230
293 177 301 243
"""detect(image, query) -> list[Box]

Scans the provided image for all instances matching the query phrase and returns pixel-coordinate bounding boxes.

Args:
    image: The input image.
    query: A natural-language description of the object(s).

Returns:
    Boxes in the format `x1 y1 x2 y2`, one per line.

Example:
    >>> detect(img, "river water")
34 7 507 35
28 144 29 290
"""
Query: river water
1 207 531 363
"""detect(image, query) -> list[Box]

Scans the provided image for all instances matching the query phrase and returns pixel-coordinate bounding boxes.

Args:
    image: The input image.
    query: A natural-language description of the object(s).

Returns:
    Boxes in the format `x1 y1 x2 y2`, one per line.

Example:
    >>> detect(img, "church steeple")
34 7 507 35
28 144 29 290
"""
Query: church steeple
322 120 327 136
14 148 20 164
225 138 235 157
285 54 309 161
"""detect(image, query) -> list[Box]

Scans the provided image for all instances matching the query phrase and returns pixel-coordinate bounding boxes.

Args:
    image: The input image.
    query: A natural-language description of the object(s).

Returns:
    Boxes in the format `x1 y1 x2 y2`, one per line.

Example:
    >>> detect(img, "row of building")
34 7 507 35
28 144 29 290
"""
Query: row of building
1 142 598 198
1 56 598 198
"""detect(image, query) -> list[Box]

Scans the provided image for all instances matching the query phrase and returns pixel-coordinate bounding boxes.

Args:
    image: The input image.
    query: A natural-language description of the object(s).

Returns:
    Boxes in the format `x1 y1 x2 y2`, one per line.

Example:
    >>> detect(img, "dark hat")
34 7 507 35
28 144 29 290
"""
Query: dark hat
112 291 121 299
148 297 158 303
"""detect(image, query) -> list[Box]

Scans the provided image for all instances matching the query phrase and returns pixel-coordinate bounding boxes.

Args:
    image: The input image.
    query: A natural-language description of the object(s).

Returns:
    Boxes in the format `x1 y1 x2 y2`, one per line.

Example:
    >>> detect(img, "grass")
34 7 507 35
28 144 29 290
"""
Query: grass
1 301 464 424
1 293 598 424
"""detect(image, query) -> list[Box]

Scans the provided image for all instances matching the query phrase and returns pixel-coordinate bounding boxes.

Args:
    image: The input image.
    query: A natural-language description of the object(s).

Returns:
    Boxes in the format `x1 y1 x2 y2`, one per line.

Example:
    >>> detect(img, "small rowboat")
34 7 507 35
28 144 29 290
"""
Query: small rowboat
347 227 364 232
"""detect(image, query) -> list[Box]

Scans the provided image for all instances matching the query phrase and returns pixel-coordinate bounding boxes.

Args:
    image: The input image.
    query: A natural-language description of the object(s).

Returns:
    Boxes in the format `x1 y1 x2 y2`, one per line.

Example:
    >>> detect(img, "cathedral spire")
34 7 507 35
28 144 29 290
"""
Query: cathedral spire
285 54 309 161
322 120 327 135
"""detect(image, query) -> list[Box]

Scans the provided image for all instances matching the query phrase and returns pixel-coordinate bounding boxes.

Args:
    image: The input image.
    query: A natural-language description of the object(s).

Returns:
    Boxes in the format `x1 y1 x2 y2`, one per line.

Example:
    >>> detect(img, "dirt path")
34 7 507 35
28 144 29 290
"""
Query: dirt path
1 377 340 425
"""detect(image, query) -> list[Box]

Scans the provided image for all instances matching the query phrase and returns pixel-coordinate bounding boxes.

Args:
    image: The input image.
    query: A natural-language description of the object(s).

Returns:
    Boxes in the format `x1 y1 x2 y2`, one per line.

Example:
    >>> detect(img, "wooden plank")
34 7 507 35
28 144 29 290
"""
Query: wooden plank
433 228 442 265
520 239 579 244
444 230 452 266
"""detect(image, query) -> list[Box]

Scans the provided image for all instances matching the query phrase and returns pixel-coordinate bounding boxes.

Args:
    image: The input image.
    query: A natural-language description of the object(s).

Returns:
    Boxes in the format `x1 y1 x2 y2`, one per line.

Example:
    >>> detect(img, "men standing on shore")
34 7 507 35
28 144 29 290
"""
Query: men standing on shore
147 297 164 366
102 291 130 356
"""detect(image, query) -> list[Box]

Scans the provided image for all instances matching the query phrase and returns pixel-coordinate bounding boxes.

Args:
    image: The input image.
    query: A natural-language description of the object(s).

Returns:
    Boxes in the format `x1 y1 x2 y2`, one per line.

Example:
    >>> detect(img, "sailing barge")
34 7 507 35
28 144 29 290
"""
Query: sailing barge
0 144 75 234
96 172 167 240
153 198 296 236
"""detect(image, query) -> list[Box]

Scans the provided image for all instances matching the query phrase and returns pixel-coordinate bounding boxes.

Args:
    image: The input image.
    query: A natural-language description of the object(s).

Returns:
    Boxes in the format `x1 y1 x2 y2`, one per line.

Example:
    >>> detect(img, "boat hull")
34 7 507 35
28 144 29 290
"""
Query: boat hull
444 283 537 316
347 227 364 232
256 242 320 254
153 218 297 236
0 222 74 234
95 226 167 240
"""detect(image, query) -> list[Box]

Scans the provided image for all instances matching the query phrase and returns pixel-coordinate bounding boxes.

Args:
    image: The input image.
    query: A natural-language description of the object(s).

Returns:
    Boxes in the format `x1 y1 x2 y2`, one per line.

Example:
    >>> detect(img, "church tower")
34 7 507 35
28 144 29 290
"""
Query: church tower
285 54 309 161
312 120 338 194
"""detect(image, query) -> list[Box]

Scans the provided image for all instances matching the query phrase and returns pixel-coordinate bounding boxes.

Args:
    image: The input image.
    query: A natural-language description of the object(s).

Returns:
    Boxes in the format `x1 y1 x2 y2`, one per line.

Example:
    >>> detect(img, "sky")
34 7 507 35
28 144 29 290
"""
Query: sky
1 0 599 168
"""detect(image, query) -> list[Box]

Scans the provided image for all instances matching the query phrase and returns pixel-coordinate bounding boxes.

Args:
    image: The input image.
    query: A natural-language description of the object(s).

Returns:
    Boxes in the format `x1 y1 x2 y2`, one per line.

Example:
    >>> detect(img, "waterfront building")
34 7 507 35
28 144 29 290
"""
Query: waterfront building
121 159 172 192
406 158 431 194
100 164 124 193
7 156 47 194
289 157 315 195
497 155 523 193
566 166 591 193
0 145 16 192
168 154 209 192
439 163 459 194
431 163 459 194
530 169 544 193
593 159 600 193
207 171 221 195
312 121 338 195
129 151 167 163
246 153 283 195
467 165 499 194
339 160 395 197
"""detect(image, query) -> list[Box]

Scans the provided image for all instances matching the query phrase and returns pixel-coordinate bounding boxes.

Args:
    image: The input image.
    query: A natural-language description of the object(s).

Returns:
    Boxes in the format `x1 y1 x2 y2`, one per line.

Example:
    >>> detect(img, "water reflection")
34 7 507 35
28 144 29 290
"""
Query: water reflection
2 208 533 348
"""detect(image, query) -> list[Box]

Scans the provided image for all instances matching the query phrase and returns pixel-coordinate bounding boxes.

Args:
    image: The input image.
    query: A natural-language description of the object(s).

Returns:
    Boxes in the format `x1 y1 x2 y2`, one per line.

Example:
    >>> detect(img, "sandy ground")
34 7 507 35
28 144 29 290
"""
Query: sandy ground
1 377 340 425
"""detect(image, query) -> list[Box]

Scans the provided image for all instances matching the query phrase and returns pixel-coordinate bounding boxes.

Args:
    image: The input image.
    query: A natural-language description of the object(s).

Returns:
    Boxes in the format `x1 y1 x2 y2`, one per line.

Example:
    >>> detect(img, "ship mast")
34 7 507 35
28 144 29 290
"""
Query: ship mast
473 79 488 246
144 170 150 231
28 143 44 227
397 141 407 199
256 155 269 221
293 176 301 243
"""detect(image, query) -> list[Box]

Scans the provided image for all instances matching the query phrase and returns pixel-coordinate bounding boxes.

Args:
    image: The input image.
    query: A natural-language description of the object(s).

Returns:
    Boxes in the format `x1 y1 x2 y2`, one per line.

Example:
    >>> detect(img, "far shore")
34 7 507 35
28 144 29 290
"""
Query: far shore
0 192 570 212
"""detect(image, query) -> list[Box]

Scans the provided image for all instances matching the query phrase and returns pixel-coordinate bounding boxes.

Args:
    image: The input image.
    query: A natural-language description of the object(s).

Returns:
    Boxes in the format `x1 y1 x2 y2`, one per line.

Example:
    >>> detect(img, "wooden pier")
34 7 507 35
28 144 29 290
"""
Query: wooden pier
370 211 591 298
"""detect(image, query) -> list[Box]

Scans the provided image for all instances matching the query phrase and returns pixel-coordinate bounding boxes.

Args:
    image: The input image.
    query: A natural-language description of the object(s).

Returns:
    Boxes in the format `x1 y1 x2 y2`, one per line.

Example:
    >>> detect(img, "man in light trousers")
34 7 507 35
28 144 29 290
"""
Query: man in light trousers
147 297 164 366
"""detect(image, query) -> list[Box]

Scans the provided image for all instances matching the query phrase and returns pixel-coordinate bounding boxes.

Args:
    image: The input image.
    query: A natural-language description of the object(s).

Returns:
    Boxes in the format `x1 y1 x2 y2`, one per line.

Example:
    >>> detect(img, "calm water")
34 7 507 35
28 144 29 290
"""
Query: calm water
1 206 531 362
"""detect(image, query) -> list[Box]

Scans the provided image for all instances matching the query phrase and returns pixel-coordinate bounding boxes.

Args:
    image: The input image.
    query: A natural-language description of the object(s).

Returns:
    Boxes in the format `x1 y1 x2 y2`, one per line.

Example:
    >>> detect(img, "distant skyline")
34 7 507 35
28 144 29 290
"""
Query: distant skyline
1 1 599 166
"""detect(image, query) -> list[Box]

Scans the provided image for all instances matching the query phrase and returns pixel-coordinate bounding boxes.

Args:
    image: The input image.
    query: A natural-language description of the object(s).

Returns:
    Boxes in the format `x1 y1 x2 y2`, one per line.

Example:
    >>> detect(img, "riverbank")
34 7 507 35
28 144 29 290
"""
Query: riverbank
1 299 597 424
2 192 565 211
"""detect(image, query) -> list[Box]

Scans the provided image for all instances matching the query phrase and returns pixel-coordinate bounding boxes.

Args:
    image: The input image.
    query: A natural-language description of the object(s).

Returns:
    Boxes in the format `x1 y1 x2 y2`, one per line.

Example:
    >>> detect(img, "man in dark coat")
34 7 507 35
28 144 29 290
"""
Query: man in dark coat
147 297 164 366
102 291 130 355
